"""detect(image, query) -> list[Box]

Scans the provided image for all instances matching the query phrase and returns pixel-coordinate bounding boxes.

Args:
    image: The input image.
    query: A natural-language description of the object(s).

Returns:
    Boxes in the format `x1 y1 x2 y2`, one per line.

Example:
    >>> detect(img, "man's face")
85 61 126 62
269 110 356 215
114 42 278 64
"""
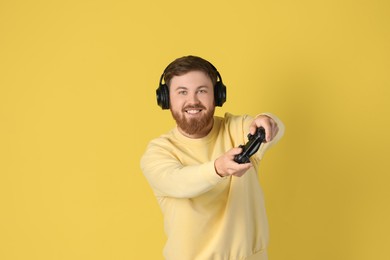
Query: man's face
169 70 215 138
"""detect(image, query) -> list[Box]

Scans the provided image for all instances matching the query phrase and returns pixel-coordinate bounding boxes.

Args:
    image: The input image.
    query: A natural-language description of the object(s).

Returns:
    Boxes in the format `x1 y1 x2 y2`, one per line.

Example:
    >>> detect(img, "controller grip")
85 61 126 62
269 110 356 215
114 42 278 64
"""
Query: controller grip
234 127 266 164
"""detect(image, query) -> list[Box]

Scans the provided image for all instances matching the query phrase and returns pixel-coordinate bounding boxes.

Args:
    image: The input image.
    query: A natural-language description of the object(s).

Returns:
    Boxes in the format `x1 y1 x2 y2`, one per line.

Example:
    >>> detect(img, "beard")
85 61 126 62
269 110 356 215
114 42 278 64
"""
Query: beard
171 104 215 136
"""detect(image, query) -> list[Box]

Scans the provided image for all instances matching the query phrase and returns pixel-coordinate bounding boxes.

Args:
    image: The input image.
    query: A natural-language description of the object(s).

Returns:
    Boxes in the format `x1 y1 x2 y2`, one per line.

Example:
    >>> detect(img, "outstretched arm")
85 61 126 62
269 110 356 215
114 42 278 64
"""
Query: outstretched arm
141 145 224 199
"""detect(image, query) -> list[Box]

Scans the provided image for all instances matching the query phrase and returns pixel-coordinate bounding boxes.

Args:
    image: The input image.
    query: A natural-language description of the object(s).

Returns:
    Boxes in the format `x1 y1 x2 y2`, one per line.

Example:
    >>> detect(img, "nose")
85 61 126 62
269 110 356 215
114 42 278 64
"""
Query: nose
187 92 200 104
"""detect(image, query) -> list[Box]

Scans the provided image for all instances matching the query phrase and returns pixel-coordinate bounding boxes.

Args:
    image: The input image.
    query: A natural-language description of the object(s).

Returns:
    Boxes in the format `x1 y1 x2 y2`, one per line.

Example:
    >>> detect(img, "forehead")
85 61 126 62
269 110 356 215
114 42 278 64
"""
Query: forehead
170 71 213 89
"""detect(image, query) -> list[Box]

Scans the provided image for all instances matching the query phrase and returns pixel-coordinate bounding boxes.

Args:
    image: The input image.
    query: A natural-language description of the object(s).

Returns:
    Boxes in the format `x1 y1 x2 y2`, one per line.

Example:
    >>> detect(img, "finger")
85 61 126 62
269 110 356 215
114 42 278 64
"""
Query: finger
230 147 243 156
233 163 252 176
265 118 278 142
237 162 252 170
263 123 272 142
249 123 257 135
233 172 245 177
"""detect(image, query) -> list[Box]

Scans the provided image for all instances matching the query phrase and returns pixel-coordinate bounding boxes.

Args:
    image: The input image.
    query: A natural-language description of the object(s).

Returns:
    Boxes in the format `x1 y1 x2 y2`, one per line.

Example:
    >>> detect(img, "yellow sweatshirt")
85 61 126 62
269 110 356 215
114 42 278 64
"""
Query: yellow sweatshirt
140 113 284 260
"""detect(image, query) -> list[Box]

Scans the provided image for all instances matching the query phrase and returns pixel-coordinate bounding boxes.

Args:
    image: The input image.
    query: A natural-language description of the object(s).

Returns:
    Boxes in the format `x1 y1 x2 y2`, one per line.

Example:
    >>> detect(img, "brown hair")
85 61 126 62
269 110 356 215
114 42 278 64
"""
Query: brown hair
163 55 219 87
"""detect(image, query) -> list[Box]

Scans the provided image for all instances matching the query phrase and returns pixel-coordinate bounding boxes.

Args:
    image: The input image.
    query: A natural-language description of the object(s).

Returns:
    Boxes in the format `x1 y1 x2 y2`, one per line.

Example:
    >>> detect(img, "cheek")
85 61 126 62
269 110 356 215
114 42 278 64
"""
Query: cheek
169 97 183 110
201 95 215 106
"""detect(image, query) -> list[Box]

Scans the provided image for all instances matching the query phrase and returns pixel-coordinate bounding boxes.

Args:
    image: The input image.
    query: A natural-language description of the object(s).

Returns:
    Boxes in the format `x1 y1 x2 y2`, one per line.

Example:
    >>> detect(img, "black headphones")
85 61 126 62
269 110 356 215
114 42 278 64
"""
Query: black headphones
156 62 227 110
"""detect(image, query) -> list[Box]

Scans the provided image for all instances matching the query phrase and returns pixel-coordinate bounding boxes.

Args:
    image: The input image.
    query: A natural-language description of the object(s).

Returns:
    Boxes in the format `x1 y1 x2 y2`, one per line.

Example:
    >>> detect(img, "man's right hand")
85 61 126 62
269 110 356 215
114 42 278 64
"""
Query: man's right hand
214 147 253 177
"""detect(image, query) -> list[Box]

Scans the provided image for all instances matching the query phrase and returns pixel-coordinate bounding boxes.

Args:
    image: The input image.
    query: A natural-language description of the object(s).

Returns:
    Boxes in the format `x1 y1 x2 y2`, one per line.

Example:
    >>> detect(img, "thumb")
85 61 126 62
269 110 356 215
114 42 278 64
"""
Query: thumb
230 147 243 156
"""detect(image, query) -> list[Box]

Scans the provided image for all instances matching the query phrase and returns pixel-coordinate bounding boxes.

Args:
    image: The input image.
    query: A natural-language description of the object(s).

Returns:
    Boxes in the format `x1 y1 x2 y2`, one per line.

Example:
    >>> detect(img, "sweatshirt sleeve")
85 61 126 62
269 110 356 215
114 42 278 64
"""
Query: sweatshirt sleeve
140 142 225 199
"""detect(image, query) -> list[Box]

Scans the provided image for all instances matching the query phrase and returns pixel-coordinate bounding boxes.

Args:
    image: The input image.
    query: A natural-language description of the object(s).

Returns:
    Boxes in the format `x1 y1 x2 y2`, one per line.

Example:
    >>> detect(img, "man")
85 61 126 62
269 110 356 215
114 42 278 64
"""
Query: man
141 55 284 260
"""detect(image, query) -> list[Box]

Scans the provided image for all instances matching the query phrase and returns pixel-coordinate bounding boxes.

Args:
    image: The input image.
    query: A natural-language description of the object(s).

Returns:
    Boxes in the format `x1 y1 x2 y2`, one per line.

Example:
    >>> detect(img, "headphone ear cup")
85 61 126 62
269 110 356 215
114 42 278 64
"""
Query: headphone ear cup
214 81 227 107
156 84 170 109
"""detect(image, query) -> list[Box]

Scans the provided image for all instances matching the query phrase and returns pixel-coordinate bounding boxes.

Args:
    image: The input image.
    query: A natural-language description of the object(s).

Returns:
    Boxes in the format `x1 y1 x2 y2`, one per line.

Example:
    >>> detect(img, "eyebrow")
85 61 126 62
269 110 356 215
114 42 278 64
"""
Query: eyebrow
174 86 188 91
173 85 210 91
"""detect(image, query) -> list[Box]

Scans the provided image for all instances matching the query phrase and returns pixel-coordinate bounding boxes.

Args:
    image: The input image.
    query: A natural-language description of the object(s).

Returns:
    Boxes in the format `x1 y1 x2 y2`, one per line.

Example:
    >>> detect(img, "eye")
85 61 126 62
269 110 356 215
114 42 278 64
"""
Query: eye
198 89 208 94
178 90 187 95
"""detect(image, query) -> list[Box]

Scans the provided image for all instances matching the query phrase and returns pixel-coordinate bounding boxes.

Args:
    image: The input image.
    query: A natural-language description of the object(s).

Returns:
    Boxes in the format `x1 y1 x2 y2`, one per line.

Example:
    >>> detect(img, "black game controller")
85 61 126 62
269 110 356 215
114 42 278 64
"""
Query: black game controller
234 127 266 164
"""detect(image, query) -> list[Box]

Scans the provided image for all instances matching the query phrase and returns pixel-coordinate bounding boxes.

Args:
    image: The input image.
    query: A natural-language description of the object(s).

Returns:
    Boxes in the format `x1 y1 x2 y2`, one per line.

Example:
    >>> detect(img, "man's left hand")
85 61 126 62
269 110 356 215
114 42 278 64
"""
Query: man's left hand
249 115 279 142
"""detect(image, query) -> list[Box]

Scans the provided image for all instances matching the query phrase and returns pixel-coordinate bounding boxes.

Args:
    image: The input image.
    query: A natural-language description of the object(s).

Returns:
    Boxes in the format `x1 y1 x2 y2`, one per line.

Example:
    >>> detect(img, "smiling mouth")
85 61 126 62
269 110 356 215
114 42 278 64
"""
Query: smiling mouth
183 105 205 114
185 109 202 114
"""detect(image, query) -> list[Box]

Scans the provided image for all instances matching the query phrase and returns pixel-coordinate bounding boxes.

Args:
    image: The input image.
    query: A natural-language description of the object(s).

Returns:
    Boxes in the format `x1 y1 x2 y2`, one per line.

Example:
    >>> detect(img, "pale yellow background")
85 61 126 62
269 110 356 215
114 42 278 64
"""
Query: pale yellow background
1 0 389 259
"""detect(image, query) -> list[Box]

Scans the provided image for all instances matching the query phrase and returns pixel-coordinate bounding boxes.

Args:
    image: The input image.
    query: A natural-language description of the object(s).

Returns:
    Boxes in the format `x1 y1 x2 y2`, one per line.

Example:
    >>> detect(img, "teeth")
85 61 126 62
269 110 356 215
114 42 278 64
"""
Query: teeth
186 110 201 114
